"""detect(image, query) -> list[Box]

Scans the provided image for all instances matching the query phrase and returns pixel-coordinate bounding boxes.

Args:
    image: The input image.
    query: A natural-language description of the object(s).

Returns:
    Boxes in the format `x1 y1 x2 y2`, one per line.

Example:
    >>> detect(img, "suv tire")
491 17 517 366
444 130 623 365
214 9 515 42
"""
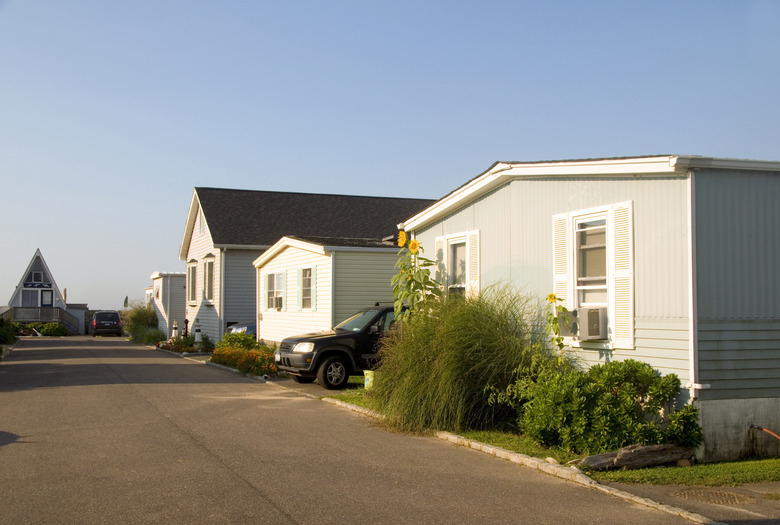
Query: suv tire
317 356 350 389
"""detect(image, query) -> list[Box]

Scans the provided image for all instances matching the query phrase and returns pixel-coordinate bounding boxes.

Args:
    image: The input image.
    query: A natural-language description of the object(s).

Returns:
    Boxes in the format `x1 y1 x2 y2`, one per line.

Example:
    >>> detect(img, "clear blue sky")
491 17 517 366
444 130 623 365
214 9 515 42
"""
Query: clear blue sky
1 1 779 310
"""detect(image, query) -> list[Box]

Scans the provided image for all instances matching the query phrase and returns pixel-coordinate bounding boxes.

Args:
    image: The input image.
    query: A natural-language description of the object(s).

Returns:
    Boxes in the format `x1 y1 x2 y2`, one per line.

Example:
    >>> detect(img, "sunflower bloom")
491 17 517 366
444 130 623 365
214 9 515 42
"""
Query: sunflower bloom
397 230 407 248
409 239 420 254
547 293 557 303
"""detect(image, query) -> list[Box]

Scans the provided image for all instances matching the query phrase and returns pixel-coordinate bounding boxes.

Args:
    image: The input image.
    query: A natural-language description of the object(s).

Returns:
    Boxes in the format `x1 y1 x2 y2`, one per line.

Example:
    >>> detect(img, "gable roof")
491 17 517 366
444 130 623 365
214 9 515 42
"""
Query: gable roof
179 188 434 259
7 249 66 307
399 155 780 232
253 235 397 268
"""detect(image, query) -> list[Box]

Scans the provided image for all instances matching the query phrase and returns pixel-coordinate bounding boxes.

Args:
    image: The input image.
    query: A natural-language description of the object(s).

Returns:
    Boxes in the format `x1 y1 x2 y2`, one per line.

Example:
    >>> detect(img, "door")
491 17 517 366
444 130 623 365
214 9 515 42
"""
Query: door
41 290 53 307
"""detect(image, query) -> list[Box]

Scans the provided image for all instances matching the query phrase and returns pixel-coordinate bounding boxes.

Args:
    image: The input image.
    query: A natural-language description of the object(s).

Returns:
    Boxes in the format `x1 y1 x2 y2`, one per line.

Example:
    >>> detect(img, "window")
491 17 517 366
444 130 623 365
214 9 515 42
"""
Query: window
435 231 480 297
302 268 313 309
204 259 214 301
448 241 467 296
187 264 197 302
266 272 285 310
553 202 634 349
41 290 53 307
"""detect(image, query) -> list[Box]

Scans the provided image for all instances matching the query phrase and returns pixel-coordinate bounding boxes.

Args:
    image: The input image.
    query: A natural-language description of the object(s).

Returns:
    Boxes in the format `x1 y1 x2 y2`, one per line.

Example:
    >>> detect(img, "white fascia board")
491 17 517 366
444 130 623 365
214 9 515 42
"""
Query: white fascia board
401 156 682 232
178 189 201 261
252 237 325 268
321 246 397 254
150 271 185 279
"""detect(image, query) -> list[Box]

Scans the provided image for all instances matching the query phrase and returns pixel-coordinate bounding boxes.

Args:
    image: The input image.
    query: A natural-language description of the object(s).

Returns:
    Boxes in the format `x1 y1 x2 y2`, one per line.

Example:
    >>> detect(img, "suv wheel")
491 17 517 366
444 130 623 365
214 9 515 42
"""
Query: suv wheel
317 356 350 389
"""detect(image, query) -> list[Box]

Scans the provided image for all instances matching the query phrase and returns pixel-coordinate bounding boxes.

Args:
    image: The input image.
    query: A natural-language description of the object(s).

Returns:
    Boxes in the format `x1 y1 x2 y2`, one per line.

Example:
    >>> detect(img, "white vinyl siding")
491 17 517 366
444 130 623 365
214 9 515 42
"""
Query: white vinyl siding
552 201 634 349
331 250 398 325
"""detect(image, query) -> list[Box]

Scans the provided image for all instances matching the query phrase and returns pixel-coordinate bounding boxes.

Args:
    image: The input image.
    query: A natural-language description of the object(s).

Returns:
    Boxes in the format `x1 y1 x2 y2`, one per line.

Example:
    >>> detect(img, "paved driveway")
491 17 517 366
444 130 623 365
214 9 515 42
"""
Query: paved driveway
1 337 692 524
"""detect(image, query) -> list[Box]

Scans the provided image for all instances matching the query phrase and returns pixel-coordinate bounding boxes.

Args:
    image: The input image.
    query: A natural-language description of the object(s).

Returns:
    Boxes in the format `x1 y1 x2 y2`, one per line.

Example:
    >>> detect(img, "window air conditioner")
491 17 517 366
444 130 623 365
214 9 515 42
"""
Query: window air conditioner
273 297 283 310
578 307 607 341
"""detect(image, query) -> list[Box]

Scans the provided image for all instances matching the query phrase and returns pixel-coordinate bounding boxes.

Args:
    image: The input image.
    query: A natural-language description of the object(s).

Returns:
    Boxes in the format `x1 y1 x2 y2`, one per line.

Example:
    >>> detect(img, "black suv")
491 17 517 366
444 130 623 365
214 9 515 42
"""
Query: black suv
275 305 398 389
91 310 123 336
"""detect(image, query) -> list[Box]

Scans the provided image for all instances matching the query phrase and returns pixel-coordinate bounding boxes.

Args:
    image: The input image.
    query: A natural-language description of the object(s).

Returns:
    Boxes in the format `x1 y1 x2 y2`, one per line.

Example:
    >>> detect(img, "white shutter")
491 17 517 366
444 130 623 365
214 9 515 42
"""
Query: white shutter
434 236 445 285
611 202 634 349
311 265 317 312
467 230 480 297
552 213 571 309
281 270 287 311
296 267 302 311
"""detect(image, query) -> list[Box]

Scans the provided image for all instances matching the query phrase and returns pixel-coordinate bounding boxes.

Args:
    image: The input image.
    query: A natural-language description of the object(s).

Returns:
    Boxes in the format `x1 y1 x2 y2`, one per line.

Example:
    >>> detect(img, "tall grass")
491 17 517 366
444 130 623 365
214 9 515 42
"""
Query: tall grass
371 286 563 433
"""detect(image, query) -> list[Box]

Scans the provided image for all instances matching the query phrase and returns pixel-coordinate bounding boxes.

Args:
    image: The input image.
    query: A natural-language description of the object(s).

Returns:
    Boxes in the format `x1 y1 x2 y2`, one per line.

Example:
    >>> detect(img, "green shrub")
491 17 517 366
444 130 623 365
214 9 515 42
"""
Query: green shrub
199 333 215 352
217 332 258 351
210 346 245 367
371 286 566 433
124 305 158 343
142 328 166 345
0 319 19 345
515 359 704 454
35 322 68 337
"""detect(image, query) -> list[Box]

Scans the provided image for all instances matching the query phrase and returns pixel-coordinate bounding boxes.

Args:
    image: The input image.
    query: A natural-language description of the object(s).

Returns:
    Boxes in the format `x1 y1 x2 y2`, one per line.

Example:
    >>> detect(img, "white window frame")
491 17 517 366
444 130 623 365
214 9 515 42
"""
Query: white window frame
187 263 197 303
553 201 634 350
204 259 214 302
435 230 480 297
265 271 286 311
297 266 316 311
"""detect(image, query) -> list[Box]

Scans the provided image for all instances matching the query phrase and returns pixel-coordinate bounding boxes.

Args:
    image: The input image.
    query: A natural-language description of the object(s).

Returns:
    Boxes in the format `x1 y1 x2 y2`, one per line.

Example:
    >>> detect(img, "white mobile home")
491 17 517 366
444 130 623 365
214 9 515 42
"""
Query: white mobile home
400 155 780 462
149 272 186 338
253 236 398 343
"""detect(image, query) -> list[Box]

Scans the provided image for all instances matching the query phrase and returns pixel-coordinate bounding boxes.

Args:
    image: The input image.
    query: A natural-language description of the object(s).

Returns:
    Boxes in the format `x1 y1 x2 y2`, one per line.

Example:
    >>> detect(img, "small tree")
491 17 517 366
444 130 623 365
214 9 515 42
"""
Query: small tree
391 230 442 323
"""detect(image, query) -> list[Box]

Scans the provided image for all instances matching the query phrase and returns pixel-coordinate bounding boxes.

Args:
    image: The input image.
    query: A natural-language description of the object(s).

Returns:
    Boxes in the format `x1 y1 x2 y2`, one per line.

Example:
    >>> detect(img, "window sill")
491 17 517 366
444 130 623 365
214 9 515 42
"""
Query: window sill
565 338 614 351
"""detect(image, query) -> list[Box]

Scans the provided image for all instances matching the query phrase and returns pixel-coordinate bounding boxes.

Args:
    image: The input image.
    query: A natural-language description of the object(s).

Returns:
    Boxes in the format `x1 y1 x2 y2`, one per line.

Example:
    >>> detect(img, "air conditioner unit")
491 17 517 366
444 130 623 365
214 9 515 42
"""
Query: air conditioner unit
578 307 607 341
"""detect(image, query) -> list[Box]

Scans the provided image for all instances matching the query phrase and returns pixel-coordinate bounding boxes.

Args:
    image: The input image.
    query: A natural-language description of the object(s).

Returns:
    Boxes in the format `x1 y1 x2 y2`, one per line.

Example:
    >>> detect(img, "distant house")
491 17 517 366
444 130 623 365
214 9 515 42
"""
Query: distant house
253 236 399 343
148 272 186 339
399 155 780 462
178 188 434 343
2 249 81 334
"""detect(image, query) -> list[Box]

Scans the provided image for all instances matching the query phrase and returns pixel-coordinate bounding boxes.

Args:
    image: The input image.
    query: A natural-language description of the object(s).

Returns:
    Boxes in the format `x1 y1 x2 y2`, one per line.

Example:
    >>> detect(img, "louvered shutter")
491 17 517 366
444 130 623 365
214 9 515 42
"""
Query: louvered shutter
467 231 480 297
281 270 287 311
311 265 317 312
611 202 634 349
552 213 571 309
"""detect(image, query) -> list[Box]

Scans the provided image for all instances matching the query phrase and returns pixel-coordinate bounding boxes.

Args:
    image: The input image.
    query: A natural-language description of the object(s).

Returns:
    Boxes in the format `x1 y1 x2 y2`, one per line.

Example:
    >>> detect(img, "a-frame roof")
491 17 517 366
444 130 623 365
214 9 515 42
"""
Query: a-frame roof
7 249 66 307
179 188 435 259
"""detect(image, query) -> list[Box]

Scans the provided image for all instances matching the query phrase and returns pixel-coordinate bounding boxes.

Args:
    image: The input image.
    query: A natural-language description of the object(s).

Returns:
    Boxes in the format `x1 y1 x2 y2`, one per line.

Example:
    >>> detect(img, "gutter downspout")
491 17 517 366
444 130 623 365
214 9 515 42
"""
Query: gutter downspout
686 170 709 400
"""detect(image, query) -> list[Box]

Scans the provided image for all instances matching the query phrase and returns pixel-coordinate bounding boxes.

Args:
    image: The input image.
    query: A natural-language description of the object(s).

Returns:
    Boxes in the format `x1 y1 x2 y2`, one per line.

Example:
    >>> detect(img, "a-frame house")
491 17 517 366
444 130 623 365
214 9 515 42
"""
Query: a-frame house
2 249 80 333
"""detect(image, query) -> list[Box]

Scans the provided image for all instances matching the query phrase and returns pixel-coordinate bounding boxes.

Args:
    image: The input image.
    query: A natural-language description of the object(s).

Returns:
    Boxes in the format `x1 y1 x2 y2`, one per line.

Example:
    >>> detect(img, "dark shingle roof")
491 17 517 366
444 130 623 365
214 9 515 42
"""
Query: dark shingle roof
195 188 435 247
286 236 397 249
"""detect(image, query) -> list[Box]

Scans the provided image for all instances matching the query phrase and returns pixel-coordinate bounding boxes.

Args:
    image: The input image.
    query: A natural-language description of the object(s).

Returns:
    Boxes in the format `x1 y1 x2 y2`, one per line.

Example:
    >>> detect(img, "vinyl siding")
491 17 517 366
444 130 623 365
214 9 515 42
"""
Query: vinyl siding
414 174 691 379
694 170 780 400
331 250 398 325
183 204 221 342
257 246 332 344
151 274 186 337
223 249 264 329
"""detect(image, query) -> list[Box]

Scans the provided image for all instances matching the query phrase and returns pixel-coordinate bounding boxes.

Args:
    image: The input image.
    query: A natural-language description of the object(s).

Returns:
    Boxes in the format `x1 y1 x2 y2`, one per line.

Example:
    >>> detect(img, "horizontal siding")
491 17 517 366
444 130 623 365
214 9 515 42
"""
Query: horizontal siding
697 319 780 400
183 205 223 342
257 246 332 344
332 251 397 325
573 317 690 384
223 249 263 328
416 175 690 320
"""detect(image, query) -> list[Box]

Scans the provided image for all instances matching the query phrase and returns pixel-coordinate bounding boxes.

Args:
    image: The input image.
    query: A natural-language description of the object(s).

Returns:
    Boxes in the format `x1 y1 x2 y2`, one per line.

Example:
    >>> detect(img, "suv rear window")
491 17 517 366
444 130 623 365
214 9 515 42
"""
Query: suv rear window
95 312 120 321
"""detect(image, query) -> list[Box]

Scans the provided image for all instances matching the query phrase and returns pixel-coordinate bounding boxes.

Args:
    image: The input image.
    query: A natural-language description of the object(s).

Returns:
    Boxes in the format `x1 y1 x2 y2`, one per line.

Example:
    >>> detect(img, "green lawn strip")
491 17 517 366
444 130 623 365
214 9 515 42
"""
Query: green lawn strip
590 457 780 486
326 387 780 487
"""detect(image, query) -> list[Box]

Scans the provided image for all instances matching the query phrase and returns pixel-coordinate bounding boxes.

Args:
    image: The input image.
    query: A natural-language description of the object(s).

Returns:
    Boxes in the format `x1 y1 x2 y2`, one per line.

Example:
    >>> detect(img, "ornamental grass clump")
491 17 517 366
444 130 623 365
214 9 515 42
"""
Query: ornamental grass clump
371 286 567 433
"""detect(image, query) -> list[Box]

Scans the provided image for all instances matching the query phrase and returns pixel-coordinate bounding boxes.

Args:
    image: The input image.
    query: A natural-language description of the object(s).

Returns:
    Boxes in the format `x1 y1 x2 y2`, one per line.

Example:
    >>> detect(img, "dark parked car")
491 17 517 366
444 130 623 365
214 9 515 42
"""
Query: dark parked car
91 311 123 336
275 305 399 389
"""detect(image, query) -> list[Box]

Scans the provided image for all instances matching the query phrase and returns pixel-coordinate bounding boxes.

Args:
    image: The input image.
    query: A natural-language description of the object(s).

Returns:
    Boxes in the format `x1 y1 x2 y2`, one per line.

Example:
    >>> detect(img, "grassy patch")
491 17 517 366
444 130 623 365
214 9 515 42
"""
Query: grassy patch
589 457 780 486
460 430 582 465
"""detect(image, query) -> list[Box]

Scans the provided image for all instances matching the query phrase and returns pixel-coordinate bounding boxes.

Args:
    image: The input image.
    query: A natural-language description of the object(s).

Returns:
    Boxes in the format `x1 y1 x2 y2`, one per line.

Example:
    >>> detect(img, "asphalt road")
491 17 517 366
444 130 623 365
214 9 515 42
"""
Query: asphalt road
1 337 694 524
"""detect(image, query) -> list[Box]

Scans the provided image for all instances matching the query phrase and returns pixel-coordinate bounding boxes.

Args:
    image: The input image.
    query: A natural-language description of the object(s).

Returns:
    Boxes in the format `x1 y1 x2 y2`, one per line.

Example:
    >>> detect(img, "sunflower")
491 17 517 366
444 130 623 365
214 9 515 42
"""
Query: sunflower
547 293 557 303
397 230 407 248
408 239 420 254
